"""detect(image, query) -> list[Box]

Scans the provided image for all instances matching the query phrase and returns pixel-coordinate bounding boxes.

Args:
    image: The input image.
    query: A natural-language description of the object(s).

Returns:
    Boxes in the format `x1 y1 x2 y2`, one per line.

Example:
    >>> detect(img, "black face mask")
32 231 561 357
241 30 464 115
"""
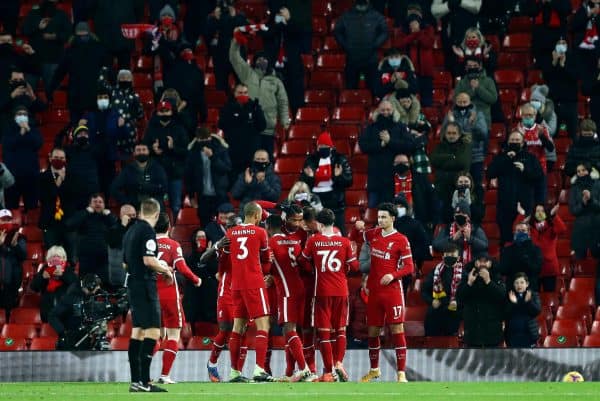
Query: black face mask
465 68 481 77
579 136 597 145
75 136 89 147
77 35 91 44
508 143 522 153
9 80 26 91
135 154 149 163
457 183 469 190
118 81 132 90
159 115 171 123
318 147 331 158
455 214 467 226
252 161 269 172
394 164 410 175
0 43 13 55
443 256 458 266
377 115 393 125
455 104 471 114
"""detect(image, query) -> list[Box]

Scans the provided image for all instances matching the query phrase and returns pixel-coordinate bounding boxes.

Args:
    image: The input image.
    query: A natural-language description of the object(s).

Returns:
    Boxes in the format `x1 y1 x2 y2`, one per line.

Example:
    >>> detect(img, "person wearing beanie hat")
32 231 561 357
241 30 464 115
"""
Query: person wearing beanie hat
300 131 352 234
565 118 600 178
529 84 558 171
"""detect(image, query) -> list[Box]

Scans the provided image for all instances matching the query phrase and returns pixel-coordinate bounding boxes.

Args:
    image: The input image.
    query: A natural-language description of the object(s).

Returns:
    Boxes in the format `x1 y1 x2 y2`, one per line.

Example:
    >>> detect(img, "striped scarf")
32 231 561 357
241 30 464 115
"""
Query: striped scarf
432 260 463 304
449 222 473 264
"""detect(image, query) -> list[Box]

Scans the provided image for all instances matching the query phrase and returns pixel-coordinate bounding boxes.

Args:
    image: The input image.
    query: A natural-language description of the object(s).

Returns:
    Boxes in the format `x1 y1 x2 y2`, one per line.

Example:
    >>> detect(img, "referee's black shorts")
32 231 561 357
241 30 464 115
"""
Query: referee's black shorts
127 280 161 329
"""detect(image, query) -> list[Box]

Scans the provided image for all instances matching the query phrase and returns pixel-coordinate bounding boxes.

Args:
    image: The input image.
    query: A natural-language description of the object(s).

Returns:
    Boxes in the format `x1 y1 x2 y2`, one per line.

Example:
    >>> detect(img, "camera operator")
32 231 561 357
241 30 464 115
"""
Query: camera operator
49 273 124 350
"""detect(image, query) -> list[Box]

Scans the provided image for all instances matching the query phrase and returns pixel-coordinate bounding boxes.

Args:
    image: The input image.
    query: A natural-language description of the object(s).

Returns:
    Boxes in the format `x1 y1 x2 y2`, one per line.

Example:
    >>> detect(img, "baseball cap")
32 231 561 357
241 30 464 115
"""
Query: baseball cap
0 209 13 219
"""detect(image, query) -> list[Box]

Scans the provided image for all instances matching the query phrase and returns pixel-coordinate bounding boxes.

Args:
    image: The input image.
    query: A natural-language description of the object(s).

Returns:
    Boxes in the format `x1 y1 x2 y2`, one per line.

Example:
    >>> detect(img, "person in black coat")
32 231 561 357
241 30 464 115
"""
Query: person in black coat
564 119 600 178
572 1 600 79
48 22 109 124
487 130 544 245
218 84 267 183
334 0 389 92
183 0 215 46
456 253 506 347
231 149 281 207
359 100 416 207
162 41 207 131
66 193 117 284
393 193 431 270
2 105 42 211
374 49 418 99
499 221 543 291
65 125 101 201
0 211 26 322
299 132 353 234
568 163 600 259
106 204 136 289
422 243 462 336
204 202 235 244
1 67 46 123
110 143 168 210
0 31 41 100
184 127 231 227
204 1 248 91
584 55 600 127
505 272 541 348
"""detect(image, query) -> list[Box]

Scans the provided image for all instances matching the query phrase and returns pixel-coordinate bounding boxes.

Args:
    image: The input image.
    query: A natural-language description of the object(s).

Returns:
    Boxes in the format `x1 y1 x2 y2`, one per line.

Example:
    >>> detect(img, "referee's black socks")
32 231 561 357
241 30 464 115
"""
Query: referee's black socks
128 339 142 383
141 338 158 385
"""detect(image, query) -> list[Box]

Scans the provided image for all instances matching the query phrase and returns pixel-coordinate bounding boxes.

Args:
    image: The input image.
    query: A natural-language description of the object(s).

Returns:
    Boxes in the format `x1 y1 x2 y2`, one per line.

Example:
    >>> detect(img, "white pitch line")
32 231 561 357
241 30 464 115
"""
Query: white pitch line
5 392 598 397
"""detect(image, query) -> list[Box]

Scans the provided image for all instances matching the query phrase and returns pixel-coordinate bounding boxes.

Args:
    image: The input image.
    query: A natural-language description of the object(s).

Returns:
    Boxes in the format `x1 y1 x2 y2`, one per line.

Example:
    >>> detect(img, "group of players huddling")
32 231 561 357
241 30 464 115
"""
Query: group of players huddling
135 200 413 387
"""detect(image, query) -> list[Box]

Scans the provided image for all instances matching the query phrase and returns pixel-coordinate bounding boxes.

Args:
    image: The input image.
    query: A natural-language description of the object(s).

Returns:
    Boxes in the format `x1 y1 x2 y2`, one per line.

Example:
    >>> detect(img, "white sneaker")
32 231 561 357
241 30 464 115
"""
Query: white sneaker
156 375 177 384
290 367 312 382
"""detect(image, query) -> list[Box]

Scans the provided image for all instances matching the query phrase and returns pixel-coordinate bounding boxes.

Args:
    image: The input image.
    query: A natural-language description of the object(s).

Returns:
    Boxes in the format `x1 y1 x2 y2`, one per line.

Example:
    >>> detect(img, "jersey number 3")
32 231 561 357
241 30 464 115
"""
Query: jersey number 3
236 237 249 260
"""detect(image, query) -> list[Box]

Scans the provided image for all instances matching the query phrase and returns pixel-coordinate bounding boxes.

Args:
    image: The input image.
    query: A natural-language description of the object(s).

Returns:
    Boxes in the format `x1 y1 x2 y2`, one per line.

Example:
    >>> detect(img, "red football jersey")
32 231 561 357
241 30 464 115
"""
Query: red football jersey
301 233 357 296
156 236 201 300
282 226 309 248
216 249 233 298
363 228 414 292
270 233 304 297
226 223 271 290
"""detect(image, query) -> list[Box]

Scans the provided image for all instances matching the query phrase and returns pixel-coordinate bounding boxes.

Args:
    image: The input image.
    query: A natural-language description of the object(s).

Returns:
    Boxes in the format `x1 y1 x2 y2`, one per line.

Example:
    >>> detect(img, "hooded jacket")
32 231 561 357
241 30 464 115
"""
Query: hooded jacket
333 5 389 64
454 69 498 128
142 114 188 179
565 137 600 177
184 134 231 201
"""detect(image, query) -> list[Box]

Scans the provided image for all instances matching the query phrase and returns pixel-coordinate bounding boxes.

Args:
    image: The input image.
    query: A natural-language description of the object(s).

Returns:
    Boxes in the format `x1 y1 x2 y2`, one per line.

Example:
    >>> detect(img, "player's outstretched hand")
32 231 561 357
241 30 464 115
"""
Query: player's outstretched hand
164 270 174 285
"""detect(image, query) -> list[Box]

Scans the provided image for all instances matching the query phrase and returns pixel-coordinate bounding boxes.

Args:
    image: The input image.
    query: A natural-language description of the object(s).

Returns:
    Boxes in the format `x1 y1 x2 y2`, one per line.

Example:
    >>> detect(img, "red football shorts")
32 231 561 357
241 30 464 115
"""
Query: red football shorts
367 289 405 327
160 298 185 328
277 294 305 325
312 295 349 329
216 291 233 323
232 288 270 319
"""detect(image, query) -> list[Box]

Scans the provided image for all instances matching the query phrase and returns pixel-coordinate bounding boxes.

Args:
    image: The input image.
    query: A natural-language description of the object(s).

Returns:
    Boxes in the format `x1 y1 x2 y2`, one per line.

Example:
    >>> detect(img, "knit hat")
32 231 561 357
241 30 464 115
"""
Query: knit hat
393 193 409 208
75 21 90 33
317 132 334 147
0 209 12 219
454 200 471 218
159 4 176 19
73 125 89 138
395 87 412 100
117 69 133 81
530 84 549 104
13 104 29 114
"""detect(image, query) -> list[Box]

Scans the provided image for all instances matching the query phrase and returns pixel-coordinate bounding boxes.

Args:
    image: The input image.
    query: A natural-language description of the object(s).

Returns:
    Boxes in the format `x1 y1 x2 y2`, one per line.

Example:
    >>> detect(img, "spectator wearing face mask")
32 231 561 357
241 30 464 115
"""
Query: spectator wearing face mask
110 142 168 210
569 162 600 259
1 67 46 126
2 105 42 212
422 243 463 336
391 154 437 232
505 272 541 348
0 209 26 323
454 56 497 128
106 204 136 289
487 131 544 245
499 222 543 291
374 48 418 99
300 132 352 234
514 203 565 292
65 125 101 203
430 122 472 222
450 172 485 225
392 193 431 271
0 31 41 102
218 83 267 183
204 202 235 244
185 127 231 227
529 85 558 170
231 149 281 208
49 22 109 124
229 37 290 156
159 88 196 138
333 0 389 93
517 103 555 204
544 38 579 138
451 27 497 78
443 92 488 189
287 181 323 212
433 201 488 265
359 99 416 207
184 228 218 324
572 1 600 79
565 119 600 177
143 100 188 219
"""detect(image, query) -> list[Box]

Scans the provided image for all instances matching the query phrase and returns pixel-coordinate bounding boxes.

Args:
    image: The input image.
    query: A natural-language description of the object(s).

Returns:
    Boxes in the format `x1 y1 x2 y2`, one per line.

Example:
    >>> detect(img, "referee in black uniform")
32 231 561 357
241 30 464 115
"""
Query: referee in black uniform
124 198 173 392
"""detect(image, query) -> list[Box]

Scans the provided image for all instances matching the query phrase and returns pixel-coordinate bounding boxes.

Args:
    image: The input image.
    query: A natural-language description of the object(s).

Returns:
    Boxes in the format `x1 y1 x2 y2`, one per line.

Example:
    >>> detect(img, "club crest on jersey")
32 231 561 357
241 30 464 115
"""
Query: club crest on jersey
385 252 391 260
387 242 394 250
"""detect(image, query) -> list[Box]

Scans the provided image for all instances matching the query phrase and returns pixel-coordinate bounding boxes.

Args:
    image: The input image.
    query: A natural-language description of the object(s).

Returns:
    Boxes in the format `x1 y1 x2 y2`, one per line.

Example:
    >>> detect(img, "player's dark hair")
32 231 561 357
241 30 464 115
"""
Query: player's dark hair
140 198 160 217
155 212 170 233
377 202 396 218
288 203 303 217
443 242 460 255
316 208 335 226
243 201 262 218
303 206 316 222
226 214 242 228
266 214 283 231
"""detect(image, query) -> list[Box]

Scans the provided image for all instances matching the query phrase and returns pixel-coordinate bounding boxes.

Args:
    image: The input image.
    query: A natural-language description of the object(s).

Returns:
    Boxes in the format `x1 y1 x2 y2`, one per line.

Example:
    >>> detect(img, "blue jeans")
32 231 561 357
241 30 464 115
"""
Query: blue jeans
168 179 183 221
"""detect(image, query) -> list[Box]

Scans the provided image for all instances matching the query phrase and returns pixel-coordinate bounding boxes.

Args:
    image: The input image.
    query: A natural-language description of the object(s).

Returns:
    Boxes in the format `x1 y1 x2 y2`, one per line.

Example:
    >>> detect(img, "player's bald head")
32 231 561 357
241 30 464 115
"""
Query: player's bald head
243 201 262 218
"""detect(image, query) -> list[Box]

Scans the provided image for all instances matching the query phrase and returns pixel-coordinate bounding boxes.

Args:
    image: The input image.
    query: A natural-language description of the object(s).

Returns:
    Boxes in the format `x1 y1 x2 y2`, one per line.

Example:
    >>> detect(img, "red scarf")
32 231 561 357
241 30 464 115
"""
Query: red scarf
432 261 463 304
449 222 473 264
534 3 561 28
520 123 549 172
314 157 332 187
394 171 413 204
580 19 599 49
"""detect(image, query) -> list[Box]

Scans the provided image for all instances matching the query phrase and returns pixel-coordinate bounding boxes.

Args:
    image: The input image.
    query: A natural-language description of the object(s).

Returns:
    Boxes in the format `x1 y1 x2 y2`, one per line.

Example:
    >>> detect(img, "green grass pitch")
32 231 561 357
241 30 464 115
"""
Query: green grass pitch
0 382 598 401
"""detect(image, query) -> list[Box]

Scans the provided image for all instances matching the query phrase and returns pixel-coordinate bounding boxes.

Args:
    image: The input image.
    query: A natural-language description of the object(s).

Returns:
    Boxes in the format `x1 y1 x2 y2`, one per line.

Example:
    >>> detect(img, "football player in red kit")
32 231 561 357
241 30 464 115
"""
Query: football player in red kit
265 214 317 382
360 203 414 383
226 202 273 382
300 209 358 382
154 213 202 384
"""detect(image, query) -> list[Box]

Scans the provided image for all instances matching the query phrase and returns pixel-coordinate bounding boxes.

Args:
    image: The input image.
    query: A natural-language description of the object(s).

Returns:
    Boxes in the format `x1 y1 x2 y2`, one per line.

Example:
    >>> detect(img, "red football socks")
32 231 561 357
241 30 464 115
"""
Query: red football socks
317 330 333 373
237 333 248 371
161 339 178 376
209 330 230 364
393 332 407 371
229 331 242 370
302 331 316 372
286 330 306 370
285 346 294 377
334 329 347 364
265 335 273 374
368 337 380 370
255 330 269 370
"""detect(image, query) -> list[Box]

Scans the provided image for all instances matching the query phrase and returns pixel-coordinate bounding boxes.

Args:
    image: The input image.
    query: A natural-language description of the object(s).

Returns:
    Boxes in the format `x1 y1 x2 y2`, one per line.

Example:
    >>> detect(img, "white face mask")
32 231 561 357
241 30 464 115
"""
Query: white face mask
275 15 285 24
15 115 28 125
397 207 406 217
294 193 309 202
555 44 567 53
97 98 109 110
530 100 542 110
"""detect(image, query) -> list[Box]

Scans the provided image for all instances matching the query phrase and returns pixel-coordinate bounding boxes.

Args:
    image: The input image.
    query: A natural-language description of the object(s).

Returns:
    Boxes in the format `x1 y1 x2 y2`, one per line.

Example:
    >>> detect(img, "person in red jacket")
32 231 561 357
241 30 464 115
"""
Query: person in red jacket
515 202 566 292
396 5 434 107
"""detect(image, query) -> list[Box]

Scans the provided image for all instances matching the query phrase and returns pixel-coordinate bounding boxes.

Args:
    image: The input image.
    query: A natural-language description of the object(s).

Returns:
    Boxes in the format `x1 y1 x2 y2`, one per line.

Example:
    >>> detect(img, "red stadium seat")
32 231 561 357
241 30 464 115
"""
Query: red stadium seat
543 334 579 347
554 137 571 154
569 277 595 293
205 90 228 108
1 323 37 339
483 205 496 223
363 208 378 225
497 52 532 71
556 304 593 328
338 89 373 108
18 293 41 308
118 321 132 337
352 174 368 190
573 259 597 277
279 140 313 156
526 70 544 86
39 323 58 339
333 139 352 156
186 336 212 350
433 71 453 90
287 124 320 141
312 16 328 36
562 291 596 311
20 226 43 242
498 88 518 108
304 89 336 107
508 16 532 33
502 33 532 52
0 337 28 351
316 54 346 72
583 334 600 347
176 208 201 226
344 207 362 224
110 337 130 350
550 319 586 338
204 72 216 88
424 336 460 348
351 154 368 173
171 225 197 245
309 71 344 91
494 70 524 90
403 321 425 337
295 107 330 125
345 191 368 209
405 306 428 321
132 73 153 89
329 125 360 141
484 190 498 205
30 337 57 350
301 54 315 73
540 292 560 314
591 321 600 335
9 308 41 325
274 157 305 175
322 36 341 53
